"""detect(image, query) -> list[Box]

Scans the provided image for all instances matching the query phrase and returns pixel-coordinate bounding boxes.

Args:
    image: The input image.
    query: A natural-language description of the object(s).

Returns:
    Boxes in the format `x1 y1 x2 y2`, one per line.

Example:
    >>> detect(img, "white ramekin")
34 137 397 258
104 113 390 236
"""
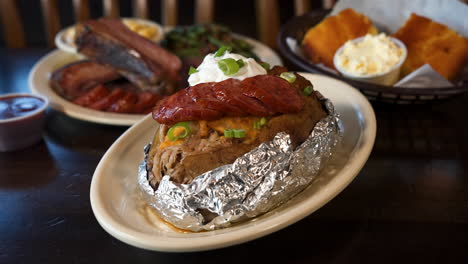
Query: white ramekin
333 36 407 86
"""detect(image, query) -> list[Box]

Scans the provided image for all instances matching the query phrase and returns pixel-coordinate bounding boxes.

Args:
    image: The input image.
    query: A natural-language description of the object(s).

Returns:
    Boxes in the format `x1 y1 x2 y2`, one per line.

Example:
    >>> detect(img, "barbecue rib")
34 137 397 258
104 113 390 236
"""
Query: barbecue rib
50 60 121 100
75 18 182 95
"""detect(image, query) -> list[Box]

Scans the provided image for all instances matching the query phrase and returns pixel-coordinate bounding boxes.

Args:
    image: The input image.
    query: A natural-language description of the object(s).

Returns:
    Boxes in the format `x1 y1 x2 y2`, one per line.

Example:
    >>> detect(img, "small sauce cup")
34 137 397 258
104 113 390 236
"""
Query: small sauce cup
0 93 49 152
333 36 407 86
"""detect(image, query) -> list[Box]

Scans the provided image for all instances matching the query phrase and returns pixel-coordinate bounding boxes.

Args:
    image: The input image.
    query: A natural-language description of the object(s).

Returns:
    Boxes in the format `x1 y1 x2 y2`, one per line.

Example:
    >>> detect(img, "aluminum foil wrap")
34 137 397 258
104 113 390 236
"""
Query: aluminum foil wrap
138 98 340 232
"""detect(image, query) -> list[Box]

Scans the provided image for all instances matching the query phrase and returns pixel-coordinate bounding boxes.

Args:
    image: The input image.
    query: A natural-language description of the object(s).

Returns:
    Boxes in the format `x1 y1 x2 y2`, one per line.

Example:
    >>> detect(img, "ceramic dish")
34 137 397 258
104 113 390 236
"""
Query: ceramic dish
0 93 49 152
90 73 376 252
55 18 164 54
333 36 407 86
29 35 282 126
278 10 468 104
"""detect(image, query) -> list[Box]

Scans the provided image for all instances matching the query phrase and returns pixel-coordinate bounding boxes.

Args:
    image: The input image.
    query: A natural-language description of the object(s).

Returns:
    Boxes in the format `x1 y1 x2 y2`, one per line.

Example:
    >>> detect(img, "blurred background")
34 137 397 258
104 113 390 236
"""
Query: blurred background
0 0 336 48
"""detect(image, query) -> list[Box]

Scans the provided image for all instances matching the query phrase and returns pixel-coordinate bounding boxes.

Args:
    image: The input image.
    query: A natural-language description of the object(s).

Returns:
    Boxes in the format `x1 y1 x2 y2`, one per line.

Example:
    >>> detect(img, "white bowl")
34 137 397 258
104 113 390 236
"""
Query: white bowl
333 36 407 86
55 18 164 54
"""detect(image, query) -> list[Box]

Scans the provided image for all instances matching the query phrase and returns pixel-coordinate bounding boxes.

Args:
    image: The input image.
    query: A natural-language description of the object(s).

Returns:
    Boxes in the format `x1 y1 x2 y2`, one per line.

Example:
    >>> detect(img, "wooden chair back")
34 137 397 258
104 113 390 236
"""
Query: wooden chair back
0 0 334 48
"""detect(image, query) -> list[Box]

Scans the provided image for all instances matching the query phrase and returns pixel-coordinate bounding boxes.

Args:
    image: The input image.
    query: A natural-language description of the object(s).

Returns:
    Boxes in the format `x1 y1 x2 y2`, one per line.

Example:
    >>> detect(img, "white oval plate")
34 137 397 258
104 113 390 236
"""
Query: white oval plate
29 35 282 126
55 18 165 54
90 73 376 251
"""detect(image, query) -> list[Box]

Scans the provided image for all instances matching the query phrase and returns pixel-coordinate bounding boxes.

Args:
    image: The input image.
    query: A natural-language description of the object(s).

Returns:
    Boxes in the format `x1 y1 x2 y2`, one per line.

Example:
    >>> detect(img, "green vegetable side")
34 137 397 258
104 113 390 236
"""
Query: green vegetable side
161 24 260 62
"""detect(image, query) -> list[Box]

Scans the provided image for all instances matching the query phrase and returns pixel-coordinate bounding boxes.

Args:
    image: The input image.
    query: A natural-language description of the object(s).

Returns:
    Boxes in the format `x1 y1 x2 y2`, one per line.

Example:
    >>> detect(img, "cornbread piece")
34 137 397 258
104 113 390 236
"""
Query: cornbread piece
393 13 468 80
302 8 378 69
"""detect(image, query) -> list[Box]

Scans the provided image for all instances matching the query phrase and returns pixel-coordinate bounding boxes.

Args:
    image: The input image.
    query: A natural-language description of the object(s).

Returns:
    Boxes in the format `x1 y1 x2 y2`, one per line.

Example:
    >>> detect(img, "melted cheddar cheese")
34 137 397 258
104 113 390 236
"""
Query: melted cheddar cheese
158 117 266 149
207 116 260 143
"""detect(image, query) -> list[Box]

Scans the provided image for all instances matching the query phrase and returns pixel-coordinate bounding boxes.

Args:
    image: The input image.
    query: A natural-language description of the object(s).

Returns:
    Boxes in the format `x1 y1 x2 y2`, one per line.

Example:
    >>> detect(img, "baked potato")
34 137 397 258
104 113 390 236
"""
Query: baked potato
146 66 327 187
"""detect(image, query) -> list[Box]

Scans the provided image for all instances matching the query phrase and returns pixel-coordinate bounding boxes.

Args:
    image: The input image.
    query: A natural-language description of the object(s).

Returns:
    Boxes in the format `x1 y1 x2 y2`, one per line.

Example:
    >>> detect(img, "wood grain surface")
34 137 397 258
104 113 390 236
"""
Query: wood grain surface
0 48 467 263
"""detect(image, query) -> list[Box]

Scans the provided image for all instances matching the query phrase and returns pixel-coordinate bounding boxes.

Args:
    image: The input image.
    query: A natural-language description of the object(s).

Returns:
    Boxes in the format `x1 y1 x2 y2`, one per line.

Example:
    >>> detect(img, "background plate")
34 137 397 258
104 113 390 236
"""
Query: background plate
90 73 376 252
29 34 282 126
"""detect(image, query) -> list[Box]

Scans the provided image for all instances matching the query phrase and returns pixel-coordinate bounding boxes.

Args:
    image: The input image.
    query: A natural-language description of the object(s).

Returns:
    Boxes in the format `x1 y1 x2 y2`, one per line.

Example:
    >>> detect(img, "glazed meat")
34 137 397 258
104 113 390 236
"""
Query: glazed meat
50 60 121 100
147 68 327 186
153 73 304 125
71 83 161 113
75 18 182 95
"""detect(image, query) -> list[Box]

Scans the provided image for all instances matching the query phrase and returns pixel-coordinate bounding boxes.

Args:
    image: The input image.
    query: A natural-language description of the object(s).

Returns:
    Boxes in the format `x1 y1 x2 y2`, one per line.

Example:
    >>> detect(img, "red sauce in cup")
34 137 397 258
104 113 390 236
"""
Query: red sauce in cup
0 95 45 120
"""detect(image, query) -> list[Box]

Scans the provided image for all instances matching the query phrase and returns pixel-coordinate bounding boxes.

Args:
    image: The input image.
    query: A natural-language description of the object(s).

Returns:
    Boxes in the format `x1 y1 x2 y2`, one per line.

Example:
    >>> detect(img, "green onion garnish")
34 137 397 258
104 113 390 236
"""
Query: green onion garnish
254 117 267 129
302 85 313 96
224 129 234 138
214 46 232 57
236 59 245 68
167 121 191 141
233 129 246 138
224 129 246 138
280 72 296 83
188 66 199 75
260 62 270 71
218 58 240 76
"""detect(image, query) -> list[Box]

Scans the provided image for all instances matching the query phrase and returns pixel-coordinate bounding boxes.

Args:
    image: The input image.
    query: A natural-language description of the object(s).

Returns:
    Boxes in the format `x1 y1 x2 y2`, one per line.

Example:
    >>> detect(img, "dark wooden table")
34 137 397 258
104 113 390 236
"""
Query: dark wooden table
1 48 467 264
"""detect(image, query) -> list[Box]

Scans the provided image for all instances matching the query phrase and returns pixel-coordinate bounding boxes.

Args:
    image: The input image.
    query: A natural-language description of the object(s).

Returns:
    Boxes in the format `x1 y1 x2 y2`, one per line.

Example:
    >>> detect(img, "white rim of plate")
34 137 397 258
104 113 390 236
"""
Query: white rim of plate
55 18 165 54
29 34 282 126
90 73 376 252
28 50 146 126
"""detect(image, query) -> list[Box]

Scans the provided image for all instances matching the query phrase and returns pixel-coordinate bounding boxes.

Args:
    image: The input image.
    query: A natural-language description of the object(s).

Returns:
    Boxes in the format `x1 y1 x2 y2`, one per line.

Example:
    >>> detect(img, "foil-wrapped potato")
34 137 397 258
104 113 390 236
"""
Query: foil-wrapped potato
138 52 339 231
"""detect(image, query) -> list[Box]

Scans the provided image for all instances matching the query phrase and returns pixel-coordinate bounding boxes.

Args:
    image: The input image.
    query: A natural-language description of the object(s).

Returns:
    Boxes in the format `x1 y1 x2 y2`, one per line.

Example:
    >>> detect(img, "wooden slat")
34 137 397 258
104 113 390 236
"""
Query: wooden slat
294 0 310 16
73 0 90 22
133 0 149 19
162 0 177 26
0 0 26 48
195 0 214 24
41 0 61 47
322 0 336 9
255 0 279 48
103 0 120 18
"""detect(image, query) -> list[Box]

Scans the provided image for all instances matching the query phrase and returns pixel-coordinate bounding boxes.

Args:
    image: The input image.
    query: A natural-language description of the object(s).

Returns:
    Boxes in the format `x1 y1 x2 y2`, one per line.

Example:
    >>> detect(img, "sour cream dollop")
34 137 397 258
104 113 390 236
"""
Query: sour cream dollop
188 52 266 86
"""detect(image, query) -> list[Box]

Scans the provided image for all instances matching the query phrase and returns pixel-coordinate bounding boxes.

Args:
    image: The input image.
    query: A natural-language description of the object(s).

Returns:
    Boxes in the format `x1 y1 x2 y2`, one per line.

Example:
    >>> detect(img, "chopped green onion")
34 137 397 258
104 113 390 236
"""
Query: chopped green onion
233 129 246 138
302 85 314 96
218 58 240 76
236 59 245 68
253 117 267 129
280 72 296 83
224 129 234 138
214 46 232 57
167 121 191 141
188 66 199 75
224 129 246 138
260 62 270 71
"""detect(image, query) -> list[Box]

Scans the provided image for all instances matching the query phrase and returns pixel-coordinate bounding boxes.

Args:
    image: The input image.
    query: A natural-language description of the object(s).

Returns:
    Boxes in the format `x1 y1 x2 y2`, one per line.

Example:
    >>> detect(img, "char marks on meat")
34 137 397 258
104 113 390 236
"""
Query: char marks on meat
73 84 110 106
153 73 304 125
154 89 220 124
75 18 182 95
50 60 121 100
